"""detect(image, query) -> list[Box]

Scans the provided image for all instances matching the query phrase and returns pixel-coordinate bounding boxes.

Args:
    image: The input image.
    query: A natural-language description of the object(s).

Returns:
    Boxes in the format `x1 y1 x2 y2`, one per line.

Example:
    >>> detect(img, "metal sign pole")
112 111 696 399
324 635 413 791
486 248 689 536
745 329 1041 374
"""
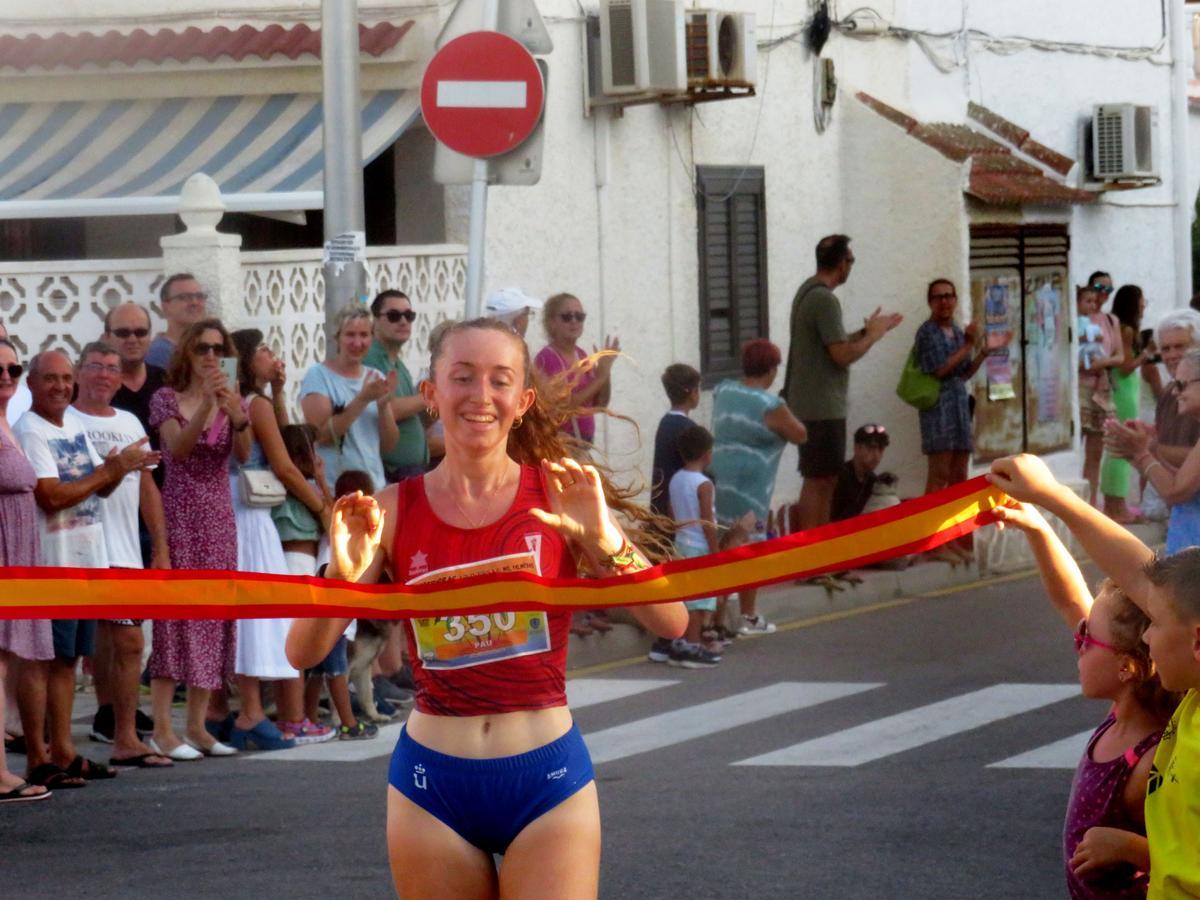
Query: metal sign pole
462 0 501 318
321 0 368 349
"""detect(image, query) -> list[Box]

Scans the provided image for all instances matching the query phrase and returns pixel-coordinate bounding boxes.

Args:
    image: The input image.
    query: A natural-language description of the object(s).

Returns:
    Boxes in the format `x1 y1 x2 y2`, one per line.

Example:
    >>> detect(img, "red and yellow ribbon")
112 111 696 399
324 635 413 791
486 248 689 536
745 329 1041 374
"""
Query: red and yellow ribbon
0 476 1006 620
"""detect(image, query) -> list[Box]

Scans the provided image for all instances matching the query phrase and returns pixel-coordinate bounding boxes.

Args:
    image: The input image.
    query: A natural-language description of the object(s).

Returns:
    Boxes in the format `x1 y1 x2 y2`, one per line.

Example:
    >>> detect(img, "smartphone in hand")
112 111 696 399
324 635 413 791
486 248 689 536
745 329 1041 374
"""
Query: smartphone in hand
218 356 238 392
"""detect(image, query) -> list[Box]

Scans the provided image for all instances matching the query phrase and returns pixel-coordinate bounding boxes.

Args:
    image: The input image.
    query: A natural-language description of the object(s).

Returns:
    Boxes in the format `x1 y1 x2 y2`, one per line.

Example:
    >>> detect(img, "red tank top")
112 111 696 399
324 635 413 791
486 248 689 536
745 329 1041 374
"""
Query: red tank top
392 465 575 716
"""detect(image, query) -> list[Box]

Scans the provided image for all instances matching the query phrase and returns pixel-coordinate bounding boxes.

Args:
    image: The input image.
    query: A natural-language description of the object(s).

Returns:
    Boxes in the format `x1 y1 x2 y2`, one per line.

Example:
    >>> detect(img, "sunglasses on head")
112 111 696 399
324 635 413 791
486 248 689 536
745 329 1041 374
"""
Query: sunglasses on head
861 424 887 435
192 342 226 357
1073 618 1119 655
379 309 416 323
559 312 587 323
110 327 150 339
1 363 23 379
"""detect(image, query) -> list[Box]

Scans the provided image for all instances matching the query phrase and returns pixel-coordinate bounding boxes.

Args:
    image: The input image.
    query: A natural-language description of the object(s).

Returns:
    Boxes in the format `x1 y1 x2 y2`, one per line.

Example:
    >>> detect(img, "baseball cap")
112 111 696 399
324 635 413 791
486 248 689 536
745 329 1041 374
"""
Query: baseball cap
484 287 543 318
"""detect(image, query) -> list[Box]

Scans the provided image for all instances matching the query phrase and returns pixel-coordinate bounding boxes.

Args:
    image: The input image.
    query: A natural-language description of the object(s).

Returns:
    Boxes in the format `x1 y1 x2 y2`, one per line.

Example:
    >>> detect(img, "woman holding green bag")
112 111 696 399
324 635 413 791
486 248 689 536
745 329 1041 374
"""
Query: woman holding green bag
914 279 988 499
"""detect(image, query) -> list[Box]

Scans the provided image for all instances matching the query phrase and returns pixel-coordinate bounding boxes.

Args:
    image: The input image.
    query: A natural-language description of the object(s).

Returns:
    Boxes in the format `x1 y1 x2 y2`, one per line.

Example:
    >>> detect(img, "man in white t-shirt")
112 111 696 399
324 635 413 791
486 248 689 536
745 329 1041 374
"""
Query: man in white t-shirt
13 348 158 787
72 341 172 769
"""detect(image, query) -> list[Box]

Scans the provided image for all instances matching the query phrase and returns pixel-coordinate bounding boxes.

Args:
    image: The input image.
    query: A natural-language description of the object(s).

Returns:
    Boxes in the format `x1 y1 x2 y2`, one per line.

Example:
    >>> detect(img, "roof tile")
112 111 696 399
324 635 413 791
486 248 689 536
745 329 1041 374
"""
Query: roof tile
0 21 413 71
968 101 1074 176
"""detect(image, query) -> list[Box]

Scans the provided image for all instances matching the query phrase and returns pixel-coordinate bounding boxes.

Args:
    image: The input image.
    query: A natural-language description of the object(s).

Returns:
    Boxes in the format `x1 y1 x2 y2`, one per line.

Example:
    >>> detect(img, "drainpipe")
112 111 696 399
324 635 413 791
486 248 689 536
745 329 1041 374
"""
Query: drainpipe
1170 0 1193 305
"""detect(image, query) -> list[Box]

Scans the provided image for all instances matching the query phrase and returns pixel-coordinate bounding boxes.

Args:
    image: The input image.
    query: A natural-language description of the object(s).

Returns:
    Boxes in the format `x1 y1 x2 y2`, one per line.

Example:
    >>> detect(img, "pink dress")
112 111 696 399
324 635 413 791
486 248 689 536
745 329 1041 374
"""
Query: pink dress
0 429 52 661
534 345 596 443
147 389 236 689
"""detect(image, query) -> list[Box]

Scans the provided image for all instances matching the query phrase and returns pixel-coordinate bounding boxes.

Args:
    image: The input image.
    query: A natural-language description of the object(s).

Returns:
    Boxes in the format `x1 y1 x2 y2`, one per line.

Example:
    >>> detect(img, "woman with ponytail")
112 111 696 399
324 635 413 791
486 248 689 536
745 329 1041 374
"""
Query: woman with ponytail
287 318 686 898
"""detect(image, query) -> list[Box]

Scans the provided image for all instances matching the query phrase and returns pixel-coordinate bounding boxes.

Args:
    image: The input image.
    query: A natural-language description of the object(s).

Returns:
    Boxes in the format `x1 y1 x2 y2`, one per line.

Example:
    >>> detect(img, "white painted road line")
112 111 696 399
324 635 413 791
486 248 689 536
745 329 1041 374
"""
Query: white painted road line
734 684 1080 767
583 682 883 765
437 81 527 109
567 678 679 709
987 729 1092 769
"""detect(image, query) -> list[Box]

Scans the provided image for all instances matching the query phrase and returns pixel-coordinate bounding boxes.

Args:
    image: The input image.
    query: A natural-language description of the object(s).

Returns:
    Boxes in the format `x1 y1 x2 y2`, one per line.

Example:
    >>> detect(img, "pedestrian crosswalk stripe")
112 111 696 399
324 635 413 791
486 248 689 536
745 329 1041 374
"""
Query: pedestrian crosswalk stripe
567 678 679 709
733 684 1079 767
583 682 883 765
987 729 1091 769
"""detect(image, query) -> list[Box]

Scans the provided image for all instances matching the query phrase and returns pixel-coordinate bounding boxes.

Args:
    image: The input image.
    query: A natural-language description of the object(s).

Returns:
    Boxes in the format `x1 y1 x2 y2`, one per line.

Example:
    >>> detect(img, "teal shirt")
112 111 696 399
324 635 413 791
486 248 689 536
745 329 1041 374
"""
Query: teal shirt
363 340 428 472
710 379 786 524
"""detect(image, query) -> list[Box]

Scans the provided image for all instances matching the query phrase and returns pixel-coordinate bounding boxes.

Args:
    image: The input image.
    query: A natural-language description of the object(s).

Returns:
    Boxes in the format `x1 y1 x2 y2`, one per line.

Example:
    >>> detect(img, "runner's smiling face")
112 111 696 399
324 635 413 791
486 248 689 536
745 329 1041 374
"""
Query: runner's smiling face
427 326 535 456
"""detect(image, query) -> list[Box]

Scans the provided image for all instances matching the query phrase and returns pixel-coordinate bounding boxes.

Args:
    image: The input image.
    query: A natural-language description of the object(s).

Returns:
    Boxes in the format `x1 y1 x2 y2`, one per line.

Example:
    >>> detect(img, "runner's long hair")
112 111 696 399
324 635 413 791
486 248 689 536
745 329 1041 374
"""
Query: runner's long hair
429 318 674 563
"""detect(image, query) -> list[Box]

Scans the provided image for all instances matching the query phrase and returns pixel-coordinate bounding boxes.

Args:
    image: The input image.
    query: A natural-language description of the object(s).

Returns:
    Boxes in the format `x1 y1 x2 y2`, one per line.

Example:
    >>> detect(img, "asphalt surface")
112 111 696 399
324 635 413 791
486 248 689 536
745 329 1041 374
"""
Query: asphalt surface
3 571 1095 899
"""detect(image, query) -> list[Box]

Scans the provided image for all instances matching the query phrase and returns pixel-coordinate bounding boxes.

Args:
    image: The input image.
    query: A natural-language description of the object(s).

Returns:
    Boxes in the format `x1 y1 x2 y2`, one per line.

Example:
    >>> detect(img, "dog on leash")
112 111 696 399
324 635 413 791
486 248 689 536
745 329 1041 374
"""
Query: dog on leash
348 619 402 723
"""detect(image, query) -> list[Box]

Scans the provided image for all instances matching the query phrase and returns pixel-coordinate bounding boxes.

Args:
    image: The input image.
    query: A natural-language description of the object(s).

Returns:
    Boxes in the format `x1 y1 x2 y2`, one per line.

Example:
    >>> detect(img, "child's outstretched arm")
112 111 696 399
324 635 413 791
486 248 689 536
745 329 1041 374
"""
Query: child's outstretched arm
990 502 1092 627
989 455 1154 610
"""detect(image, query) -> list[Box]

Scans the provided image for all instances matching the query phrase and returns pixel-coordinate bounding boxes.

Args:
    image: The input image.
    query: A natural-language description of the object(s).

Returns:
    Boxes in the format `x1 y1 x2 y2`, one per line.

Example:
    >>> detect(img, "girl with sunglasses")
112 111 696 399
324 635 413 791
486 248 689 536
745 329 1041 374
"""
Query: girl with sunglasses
989 500 1179 898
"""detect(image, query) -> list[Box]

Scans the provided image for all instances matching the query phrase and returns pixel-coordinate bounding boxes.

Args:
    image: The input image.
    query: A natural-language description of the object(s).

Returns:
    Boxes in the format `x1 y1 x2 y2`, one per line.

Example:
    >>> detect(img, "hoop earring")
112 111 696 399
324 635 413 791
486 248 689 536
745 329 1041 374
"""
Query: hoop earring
512 414 524 430
426 406 439 420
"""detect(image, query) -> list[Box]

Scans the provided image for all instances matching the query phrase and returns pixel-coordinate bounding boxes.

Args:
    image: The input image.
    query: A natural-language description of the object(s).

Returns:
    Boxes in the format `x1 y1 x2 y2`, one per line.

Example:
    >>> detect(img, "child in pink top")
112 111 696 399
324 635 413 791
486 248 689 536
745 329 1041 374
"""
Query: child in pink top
991 502 1179 898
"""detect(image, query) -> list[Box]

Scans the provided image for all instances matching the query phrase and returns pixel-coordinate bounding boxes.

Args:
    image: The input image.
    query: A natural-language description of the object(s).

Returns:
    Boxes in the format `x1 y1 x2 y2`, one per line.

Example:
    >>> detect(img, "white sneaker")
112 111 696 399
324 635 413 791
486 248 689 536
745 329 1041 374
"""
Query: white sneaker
738 614 777 635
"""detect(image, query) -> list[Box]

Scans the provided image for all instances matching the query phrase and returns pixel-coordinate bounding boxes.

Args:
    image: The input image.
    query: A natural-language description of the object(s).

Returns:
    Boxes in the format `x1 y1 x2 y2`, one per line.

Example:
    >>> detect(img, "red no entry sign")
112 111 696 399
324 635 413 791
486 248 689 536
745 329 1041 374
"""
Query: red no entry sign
421 31 545 159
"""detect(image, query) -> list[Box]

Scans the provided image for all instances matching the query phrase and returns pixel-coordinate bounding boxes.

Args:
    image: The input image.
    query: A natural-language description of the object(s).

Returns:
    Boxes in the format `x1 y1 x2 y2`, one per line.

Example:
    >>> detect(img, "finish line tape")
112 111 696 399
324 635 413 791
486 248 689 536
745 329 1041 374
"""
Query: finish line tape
0 476 1006 620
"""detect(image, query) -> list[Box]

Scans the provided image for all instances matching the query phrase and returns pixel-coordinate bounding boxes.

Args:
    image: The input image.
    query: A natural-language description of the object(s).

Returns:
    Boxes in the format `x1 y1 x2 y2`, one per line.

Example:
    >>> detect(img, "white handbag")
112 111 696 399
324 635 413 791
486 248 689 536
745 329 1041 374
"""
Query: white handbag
239 468 286 508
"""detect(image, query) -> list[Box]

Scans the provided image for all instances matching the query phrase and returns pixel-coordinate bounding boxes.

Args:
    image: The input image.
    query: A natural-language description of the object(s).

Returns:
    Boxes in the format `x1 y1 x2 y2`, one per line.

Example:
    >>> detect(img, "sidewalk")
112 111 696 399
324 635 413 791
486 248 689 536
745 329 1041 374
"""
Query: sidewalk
566 518 1168 671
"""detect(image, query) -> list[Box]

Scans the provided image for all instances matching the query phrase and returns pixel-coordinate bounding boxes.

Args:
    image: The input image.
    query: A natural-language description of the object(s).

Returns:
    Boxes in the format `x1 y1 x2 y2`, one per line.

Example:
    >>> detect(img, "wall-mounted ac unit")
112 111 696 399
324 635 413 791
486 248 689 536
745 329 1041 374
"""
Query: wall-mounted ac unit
685 10 756 86
599 0 686 95
1091 104 1157 180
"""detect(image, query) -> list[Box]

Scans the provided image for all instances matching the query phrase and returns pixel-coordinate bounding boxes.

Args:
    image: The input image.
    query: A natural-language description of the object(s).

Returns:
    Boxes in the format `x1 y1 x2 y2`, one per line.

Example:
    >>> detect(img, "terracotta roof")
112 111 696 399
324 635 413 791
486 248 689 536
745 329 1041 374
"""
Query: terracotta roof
0 22 413 72
967 102 1074 176
855 92 1094 206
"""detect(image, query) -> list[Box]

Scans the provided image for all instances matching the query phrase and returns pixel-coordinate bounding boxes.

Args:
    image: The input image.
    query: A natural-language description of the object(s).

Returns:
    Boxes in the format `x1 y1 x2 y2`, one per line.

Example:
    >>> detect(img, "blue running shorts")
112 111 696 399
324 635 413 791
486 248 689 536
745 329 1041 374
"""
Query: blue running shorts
388 722 594 855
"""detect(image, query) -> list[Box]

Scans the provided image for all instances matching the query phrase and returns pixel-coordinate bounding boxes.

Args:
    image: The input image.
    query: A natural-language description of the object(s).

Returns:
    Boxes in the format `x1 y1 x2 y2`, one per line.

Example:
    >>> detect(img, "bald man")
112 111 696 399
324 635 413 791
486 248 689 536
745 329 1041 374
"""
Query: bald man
103 302 164 441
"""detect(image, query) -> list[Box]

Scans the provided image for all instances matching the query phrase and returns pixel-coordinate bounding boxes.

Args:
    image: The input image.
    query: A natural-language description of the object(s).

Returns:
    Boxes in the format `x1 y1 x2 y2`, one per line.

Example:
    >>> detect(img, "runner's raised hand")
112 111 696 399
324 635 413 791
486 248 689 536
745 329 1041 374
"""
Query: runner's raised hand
329 491 384 582
530 457 624 557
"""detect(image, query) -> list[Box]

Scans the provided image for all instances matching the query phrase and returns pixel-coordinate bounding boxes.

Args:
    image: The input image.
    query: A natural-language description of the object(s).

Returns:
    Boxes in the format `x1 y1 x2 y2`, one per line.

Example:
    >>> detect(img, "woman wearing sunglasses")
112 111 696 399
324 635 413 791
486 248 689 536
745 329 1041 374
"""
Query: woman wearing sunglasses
533 293 619 448
989 498 1178 897
0 337 52 802
146 319 251 760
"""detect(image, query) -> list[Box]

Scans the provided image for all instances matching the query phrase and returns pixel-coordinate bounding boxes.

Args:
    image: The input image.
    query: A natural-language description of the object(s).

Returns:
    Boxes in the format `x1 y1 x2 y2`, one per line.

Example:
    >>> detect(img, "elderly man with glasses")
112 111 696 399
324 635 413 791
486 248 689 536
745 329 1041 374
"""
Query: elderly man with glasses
145 274 208 369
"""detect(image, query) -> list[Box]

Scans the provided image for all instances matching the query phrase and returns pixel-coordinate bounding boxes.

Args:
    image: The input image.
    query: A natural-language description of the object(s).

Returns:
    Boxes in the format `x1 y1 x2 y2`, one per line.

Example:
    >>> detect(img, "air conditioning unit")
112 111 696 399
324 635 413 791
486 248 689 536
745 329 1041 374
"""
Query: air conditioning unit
685 10 756 86
599 0 686 95
1091 104 1158 181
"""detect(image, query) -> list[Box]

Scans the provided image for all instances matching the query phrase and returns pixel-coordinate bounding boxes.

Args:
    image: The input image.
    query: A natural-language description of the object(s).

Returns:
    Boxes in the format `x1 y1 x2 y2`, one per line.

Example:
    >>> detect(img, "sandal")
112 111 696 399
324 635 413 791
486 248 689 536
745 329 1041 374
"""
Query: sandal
227 719 295 752
5 733 27 755
0 780 52 803
65 755 117 781
27 763 85 789
110 753 173 769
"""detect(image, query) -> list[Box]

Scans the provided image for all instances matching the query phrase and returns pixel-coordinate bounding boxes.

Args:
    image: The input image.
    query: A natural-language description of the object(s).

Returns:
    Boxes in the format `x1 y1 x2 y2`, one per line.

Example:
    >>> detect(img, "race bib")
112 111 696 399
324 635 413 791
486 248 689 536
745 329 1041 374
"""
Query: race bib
407 551 551 670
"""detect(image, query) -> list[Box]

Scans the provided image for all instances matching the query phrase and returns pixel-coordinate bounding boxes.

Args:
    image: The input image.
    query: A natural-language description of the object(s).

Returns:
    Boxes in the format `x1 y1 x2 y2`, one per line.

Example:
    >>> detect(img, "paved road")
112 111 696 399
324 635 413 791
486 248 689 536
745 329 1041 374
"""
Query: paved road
4 571 1095 899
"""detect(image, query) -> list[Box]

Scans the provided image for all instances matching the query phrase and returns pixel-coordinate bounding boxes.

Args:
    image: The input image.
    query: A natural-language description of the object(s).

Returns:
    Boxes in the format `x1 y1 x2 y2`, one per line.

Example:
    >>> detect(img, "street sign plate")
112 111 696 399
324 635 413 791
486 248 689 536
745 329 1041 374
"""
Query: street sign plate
421 31 546 159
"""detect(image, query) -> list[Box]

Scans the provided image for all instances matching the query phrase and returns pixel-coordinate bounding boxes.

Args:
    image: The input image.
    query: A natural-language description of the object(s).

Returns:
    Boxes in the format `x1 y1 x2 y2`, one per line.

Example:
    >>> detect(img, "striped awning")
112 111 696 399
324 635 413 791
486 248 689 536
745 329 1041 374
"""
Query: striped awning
0 90 419 218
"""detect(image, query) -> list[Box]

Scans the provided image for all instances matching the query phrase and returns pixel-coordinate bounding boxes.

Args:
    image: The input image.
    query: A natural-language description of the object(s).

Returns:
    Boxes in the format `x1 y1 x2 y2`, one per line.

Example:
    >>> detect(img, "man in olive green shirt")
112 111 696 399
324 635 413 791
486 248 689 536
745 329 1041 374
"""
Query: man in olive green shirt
783 234 902 530
365 290 429 482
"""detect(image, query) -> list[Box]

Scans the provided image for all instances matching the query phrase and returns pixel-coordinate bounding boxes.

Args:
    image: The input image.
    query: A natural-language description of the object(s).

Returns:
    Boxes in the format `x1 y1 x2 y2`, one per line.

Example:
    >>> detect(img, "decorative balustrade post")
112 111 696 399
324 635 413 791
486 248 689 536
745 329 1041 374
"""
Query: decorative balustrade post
159 174 245 327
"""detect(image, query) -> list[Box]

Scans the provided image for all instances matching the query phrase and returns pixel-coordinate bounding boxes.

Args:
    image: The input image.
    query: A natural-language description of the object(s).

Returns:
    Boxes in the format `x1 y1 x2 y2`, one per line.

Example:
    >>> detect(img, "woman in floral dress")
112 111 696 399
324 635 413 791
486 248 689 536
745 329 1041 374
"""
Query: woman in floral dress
147 320 250 760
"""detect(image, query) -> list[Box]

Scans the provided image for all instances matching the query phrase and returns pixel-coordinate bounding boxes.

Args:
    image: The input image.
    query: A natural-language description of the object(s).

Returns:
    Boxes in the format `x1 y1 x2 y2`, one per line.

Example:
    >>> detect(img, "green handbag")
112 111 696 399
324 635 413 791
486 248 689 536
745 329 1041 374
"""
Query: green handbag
896 347 941 411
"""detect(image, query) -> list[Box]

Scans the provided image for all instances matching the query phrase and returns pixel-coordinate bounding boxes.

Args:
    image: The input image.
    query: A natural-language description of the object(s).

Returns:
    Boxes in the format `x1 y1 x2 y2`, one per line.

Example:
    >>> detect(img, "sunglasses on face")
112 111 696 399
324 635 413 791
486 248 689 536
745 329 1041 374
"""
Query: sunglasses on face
168 291 208 304
1073 618 1119 655
110 327 150 339
192 342 226 357
0 363 23 379
930 292 956 302
559 312 587 323
1171 377 1200 392
379 309 416 323
81 362 120 376
1090 284 1113 294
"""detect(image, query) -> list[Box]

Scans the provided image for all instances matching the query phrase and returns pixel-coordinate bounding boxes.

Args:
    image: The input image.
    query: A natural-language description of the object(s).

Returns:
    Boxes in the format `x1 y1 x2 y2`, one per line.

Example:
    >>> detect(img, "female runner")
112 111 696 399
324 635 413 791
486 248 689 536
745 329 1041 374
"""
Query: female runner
287 318 687 898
